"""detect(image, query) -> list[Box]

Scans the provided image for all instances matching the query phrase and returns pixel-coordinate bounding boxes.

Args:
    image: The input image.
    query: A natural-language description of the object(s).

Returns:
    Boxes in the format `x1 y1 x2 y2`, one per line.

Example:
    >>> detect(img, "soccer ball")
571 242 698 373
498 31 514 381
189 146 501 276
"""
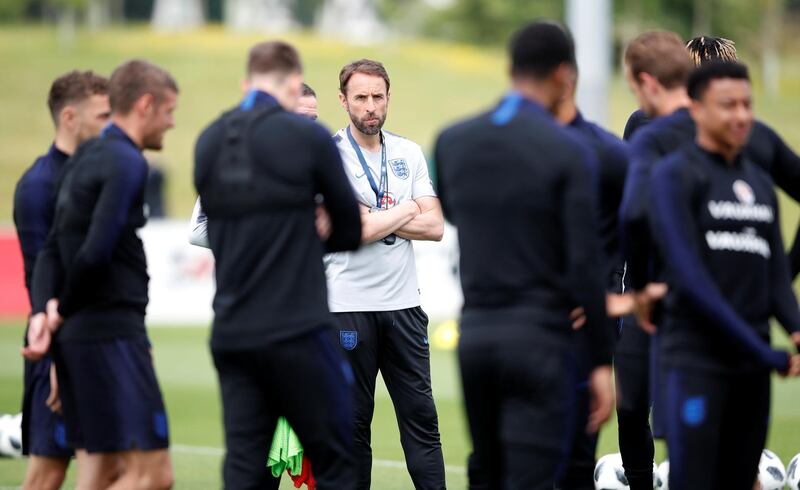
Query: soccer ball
0 413 22 458
654 460 669 490
594 453 629 490
786 453 800 490
758 449 786 490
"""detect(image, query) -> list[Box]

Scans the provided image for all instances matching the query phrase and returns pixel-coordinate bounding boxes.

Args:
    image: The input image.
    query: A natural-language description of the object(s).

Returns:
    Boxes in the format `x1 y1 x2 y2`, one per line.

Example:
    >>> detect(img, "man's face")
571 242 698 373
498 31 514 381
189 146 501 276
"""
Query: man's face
142 89 177 151
74 94 111 143
624 64 657 117
339 72 389 136
296 95 318 120
692 78 753 153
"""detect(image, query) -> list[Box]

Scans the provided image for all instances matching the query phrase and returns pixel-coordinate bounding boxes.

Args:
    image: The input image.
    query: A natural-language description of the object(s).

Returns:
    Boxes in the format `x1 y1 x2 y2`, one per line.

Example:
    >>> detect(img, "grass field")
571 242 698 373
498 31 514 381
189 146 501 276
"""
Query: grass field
0 322 799 488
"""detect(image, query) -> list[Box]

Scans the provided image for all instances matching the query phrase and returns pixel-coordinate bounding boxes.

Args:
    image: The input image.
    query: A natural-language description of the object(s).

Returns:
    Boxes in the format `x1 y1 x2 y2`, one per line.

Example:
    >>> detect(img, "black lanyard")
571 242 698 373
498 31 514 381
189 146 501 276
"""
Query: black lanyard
346 126 388 209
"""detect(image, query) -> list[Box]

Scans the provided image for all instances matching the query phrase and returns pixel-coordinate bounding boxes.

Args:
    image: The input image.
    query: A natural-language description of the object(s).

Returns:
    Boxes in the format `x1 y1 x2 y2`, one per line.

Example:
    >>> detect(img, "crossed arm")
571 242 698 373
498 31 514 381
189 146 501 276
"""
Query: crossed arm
359 196 444 244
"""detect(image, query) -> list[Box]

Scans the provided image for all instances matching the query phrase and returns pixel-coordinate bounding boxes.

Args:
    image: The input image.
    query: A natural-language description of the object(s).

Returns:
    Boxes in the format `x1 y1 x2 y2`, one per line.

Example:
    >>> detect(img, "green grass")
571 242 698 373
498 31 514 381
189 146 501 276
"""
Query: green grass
0 322 471 489
0 322 799 488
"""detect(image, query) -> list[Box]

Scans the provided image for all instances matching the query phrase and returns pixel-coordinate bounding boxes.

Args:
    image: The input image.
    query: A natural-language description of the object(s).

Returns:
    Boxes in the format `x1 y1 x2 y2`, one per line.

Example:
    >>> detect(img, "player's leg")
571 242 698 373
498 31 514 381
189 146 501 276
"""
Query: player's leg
614 321 654 490
649 334 668 440
57 337 172 489
105 449 172 490
557 332 597 490
333 311 380 490
380 307 445 490
717 371 770 489
22 356 72 490
23 456 69 490
499 340 577 490
556 382 596 490
663 367 724 490
213 348 280 490
277 327 356 489
51 348 119 490
458 324 502 490
74 450 124 490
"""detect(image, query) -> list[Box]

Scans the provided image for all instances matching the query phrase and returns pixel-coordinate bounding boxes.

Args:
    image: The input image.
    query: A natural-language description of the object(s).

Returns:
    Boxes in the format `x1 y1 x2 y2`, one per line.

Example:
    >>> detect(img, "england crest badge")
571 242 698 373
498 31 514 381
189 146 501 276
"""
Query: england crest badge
389 158 410 179
340 330 358 350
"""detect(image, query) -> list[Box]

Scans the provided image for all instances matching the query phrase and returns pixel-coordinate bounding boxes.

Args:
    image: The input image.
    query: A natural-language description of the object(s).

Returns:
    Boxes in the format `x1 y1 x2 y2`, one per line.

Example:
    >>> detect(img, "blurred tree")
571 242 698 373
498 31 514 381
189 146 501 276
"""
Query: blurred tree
293 0 323 27
692 0 711 36
0 0 27 20
377 0 430 35
422 0 562 44
124 0 152 20
206 0 221 22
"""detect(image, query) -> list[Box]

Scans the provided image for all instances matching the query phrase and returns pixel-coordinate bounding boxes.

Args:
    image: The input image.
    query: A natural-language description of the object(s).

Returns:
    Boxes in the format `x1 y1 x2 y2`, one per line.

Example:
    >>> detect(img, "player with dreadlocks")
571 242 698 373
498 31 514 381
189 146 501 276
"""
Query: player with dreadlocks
686 36 737 67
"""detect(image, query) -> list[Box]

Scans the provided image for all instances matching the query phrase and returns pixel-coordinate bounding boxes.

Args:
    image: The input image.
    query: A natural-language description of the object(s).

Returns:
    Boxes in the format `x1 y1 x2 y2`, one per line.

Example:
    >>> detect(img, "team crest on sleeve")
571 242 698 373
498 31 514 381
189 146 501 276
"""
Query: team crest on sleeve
340 330 358 350
389 158 410 179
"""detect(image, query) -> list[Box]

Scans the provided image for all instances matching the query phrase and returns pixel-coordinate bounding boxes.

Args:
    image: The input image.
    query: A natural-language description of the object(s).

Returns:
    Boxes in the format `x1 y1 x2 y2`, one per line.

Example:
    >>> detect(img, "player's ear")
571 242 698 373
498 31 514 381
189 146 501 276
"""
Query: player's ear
240 78 250 96
59 106 76 130
135 93 155 117
640 72 659 95
339 91 348 111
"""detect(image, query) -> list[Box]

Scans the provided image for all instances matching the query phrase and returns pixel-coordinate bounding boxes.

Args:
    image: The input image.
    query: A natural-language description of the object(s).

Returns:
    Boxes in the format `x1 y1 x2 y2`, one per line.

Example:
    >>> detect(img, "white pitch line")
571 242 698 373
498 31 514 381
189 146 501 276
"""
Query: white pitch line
171 443 223 456
171 444 465 474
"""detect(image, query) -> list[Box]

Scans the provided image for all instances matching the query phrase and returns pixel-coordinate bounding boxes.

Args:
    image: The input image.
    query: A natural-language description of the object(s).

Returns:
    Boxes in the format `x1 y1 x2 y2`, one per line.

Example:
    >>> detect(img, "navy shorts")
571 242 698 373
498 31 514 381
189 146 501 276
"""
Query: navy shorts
21 355 73 458
664 367 769 489
52 336 169 453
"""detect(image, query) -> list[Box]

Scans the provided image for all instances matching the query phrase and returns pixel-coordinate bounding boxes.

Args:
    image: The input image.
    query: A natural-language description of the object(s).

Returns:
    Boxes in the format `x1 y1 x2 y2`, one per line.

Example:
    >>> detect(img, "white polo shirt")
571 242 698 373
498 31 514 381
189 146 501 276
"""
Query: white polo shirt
325 127 437 312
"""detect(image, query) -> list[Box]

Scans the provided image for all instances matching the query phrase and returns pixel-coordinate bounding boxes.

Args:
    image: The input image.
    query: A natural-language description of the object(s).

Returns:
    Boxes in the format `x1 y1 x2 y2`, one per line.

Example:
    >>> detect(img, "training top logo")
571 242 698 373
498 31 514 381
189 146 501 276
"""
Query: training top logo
389 158 410 179
733 179 755 205
707 179 773 223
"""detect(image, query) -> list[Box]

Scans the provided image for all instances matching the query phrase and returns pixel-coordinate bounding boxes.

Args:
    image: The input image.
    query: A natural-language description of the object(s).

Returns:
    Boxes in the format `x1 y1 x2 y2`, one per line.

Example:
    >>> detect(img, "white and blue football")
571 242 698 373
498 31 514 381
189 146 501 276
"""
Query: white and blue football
785 453 800 490
758 449 785 490
594 453 629 490
654 460 669 489
0 413 22 458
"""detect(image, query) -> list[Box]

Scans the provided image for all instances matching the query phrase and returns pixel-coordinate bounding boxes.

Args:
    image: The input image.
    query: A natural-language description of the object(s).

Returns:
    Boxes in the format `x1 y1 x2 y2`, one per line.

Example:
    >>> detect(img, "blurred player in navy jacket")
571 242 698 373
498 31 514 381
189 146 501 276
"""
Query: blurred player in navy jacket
650 60 800 489
14 70 109 490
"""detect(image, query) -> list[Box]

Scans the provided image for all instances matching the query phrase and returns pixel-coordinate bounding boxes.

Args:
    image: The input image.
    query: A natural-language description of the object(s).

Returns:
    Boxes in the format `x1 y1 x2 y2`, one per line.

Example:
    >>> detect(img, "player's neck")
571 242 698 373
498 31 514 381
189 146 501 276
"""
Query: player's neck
248 78 297 112
656 89 691 117
696 131 738 163
53 132 77 156
511 79 559 114
110 115 145 149
350 125 382 152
